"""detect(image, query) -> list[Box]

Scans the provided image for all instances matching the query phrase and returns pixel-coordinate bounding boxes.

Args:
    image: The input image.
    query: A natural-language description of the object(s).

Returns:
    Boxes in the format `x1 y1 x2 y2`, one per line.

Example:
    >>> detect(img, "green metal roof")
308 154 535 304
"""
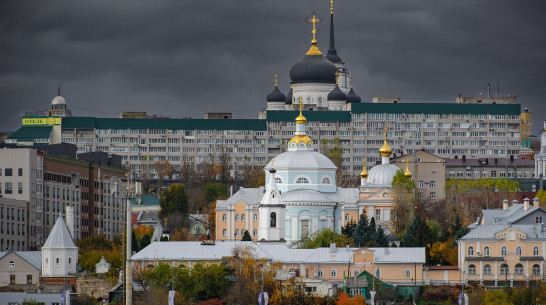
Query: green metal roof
351 103 521 115
132 194 160 206
7 126 52 141
62 117 266 131
266 110 351 122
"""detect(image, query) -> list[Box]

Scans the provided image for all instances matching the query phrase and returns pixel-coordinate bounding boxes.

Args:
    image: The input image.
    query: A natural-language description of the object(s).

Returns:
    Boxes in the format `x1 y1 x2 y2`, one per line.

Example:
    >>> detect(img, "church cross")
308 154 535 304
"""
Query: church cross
274 73 278 87
306 12 322 43
299 97 303 114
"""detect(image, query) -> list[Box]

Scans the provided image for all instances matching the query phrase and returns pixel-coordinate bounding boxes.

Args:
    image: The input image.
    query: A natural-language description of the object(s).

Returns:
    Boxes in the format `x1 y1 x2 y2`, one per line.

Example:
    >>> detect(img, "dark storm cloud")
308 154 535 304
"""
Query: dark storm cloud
1 0 545 133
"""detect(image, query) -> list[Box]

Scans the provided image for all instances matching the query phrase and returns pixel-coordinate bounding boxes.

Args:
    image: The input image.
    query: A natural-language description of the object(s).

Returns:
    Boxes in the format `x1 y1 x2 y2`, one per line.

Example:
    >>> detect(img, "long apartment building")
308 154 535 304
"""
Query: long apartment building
38 102 521 180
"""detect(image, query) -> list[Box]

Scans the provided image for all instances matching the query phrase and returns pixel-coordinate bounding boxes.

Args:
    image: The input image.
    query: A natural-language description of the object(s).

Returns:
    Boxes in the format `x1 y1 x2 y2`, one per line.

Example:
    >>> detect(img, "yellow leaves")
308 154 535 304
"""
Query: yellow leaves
134 224 154 240
336 292 366 305
427 238 458 266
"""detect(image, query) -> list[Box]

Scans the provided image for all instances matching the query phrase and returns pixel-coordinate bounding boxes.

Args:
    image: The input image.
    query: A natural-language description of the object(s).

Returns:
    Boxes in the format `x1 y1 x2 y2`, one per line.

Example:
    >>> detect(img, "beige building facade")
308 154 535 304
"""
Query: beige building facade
0 251 41 286
0 198 28 251
392 151 446 201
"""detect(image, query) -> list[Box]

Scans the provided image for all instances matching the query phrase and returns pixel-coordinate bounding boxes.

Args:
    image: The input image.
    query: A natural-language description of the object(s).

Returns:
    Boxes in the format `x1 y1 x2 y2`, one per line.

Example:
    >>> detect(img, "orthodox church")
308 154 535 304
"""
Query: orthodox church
215 2 411 243
534 121 546 177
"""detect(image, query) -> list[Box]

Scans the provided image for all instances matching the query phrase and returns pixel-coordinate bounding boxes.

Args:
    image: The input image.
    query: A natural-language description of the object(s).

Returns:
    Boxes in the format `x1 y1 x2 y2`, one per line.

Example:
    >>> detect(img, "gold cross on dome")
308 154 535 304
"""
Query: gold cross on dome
351 75 354 88
299 97 303 113
274 73 278 87
335 71 339 85
383 124 388 139
330 0 334 14
306 12 322 43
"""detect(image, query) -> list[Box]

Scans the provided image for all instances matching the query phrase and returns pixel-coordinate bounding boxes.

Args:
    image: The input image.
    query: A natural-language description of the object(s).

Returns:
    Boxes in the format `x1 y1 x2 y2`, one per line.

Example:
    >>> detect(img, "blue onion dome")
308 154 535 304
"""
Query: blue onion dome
267 86 286 102
346 88 361 103
285 87 293 104
327 84 346 101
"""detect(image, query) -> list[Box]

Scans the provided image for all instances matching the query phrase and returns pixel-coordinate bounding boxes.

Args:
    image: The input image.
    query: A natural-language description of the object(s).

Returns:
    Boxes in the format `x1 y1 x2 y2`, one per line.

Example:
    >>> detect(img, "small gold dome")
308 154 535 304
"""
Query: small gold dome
404 159 412 178
360 158 368 178
289 135 313 146
296 113 307 124
379 139 392 157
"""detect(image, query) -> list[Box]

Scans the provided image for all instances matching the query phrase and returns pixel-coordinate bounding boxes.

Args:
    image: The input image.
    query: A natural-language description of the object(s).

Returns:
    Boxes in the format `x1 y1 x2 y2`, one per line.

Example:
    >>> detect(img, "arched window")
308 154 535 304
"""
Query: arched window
468 246 474 256
270 212 277 228
296 177 309 184
235 214 239 221
253 214 258 221
533 264 541 275
241 214 245 221
500 263 509 275
501 246 507 256
483 264 491 275
321 177 331 184
275 177 283 184
534 246 540 256
516 246 522 256
9 261 15 267
306 96 312 104
515 264 524 275
484 246 490 257
468 264 476 275
235 229 239 236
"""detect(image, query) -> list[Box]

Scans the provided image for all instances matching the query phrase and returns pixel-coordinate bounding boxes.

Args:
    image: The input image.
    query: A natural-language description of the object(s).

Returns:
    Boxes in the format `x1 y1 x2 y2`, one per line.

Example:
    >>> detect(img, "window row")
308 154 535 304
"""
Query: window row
468 245 540 257
468 263 540 276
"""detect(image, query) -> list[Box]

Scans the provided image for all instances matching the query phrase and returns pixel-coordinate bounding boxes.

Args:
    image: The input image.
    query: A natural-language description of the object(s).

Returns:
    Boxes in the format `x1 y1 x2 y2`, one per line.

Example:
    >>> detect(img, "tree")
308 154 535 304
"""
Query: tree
204 182 228 204
296 228 353 248
154 159 174 196
352 212 370 247
391 170 417 235
375 225 389 247
241 230 252 241
160 183 189 220
336 292 366 305
483 290 514 305
342 219 357 238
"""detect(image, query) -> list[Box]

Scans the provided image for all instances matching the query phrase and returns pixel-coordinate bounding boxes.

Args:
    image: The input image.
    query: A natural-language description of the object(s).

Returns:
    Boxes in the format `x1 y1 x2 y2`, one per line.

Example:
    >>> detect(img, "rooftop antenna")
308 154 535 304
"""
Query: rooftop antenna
496 83 499 97
58 84 61 96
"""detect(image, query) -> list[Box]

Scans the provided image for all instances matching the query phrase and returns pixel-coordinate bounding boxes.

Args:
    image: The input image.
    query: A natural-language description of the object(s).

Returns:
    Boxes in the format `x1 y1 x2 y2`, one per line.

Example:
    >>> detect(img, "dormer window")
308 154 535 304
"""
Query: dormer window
296 177 309 184
321 177 331 184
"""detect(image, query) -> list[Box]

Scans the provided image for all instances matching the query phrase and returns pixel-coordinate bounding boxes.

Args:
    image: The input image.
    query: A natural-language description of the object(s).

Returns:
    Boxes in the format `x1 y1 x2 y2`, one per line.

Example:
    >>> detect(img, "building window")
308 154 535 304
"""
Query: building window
349 288 361 296
296 177 309 184
375 209 381 221
56 258 59 264
5 183 12 194
536 217 543 224
9 261 15 267
222 229 227 236
468 264 476 275
235 229 239 236
235 214 239 221
418 181 424 188
27 275 32 284
516 246 522 256
301 219 309 236
353 269 359 277
5 168 12 176
533 264 541 275
468 246 474 256
515 264 524 275
534 246 539 256
18 183 23 194
430 192 436 200
345 214 350 221
318 269 323 277
321 177 331 184
483 264 491 275
375 269 381 278
500 263 509 275
253 229 257 236
405 269 411 278
253 214 258 221
275 177 283 184
501 246 507 257
18 168 23 176
484 246 490 257
10 275 15 284
270 212 276 227
241 214 245 221
429 181 435 188
331 269 337 278
222 214 227 221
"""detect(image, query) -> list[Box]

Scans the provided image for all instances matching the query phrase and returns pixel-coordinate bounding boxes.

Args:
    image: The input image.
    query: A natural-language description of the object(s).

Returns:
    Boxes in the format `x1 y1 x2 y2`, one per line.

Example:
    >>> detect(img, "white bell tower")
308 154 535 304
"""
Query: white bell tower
259 167 285 241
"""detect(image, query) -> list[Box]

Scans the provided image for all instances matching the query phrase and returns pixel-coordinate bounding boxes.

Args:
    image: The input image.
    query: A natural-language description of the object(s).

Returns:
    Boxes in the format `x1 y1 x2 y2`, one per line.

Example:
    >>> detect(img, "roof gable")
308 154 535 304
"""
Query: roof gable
43 216 77 249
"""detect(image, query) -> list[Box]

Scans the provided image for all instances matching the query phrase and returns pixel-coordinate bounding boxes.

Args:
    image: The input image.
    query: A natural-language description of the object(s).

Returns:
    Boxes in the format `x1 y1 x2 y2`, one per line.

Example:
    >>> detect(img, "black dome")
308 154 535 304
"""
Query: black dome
289 55 337 84
267 86 286 102
346 88 361 103
285 88 293 104
325 52 343 64
327 84 346 101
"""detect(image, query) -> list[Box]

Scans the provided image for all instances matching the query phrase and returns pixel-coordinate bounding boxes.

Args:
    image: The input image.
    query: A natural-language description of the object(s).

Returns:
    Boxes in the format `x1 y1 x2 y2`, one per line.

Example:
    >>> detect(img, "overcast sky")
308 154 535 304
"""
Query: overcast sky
1 0 545 134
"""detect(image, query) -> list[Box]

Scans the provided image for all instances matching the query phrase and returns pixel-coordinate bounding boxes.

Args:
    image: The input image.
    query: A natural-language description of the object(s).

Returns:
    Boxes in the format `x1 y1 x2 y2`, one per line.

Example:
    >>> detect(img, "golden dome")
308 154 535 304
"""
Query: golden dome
296 97 306 124
404 159 412 178
379 126 392 157
360 158 368 178
289 135 313 146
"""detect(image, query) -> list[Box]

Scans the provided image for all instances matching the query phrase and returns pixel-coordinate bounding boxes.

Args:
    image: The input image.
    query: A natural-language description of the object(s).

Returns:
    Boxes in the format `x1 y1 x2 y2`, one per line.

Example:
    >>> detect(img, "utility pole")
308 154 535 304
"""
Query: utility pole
125 179 134 305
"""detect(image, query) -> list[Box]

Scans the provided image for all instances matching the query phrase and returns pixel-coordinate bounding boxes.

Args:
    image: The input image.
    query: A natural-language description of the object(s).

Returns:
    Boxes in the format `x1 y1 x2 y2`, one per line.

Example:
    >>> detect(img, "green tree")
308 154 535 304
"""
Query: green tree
352 211 370 247
391 169 417 235
159 183 189 219
341 220 357 239
204 182 228 204
375 225 389 247
484 290 513 305
139 234 151 250
241 230 252 241
297 228 351 248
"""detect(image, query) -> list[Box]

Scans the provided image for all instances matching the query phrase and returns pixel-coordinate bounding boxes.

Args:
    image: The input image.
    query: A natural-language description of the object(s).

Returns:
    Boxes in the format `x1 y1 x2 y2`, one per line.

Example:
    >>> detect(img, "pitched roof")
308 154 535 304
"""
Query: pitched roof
42 216 77 249
7 126 53 141
460 224 546 240
0 251 41 270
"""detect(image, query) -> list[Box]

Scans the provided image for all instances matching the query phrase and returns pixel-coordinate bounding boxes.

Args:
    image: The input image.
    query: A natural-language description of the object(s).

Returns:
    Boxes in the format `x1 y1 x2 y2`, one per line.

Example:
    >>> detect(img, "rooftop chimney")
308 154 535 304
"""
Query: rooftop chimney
512 199 518 206
524 198 530 211
65 206 74 238
503 199 509 210
534 197 540 209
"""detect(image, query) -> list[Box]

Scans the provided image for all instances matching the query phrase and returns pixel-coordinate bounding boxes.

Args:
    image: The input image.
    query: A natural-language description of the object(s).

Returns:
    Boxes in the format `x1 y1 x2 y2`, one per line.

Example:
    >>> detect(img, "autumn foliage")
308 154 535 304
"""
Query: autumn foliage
336 292 365 305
